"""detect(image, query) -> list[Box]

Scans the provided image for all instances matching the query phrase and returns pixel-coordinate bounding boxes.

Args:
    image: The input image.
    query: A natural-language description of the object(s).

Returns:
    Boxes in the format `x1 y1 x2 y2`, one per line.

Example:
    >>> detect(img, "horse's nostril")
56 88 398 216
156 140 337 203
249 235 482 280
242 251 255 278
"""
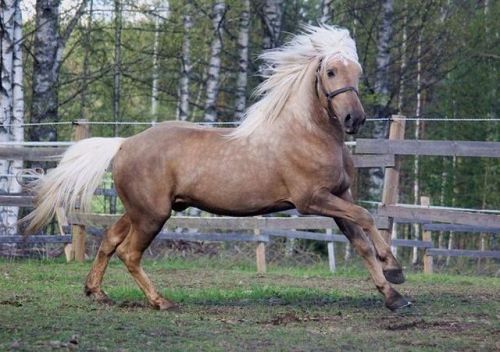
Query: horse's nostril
345 114 352 122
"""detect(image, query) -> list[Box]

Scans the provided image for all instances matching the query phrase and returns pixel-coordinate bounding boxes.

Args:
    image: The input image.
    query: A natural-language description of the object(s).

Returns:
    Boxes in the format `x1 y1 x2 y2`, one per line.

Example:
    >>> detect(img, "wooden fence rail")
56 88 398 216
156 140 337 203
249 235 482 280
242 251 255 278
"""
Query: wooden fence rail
356 139 500 158
377 205 500 228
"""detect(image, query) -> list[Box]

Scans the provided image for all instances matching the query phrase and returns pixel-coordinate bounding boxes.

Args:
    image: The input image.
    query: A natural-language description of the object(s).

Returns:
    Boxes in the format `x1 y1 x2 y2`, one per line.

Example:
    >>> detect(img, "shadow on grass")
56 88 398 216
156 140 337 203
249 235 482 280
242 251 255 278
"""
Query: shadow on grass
106 286 385 311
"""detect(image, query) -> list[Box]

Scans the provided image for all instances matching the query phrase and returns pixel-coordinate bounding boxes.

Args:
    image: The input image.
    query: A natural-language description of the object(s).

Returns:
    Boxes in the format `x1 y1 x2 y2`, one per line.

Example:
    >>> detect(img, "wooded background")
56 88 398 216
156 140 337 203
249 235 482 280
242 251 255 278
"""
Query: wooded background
0 0 498 252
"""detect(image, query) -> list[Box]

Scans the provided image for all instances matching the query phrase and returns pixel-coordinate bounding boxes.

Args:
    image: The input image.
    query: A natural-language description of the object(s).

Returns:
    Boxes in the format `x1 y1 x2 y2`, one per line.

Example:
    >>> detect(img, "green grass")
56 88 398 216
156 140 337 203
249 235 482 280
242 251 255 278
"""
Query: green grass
0 257 499 351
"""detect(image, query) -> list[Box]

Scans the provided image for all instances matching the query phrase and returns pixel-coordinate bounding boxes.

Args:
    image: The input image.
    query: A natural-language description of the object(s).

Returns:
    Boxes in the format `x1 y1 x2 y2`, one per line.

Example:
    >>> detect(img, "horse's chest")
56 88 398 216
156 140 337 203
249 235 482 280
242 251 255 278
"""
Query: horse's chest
315 156 352 194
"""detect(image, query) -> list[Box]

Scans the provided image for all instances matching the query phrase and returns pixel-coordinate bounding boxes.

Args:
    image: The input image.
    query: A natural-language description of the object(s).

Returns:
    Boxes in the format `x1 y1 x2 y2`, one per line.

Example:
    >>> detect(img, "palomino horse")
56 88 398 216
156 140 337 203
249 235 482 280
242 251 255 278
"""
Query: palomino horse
22 25 410 311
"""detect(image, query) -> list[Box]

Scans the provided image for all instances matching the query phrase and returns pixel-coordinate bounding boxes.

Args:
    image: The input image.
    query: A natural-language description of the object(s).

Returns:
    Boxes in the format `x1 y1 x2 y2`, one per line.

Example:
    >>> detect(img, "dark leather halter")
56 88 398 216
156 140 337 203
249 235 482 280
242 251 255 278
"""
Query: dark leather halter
315 59 359 118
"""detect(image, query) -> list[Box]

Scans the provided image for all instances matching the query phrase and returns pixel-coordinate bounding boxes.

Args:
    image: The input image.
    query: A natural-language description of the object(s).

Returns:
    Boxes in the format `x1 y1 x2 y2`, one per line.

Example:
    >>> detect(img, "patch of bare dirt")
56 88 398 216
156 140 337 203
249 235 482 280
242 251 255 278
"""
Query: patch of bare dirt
259 311 343 326
384 319 475 332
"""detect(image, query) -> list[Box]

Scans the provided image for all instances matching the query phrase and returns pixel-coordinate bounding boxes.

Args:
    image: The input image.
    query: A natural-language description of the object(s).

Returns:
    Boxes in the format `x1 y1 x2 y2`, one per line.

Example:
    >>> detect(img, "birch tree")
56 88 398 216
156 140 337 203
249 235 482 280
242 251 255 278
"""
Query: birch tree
203 0 225 122
151 11 160 121
0 0 24 235
261 0 284 50
320 0 333 24
234 0 250 120
80 0 93 120
178 2 193 121
30 0 87 142
151 1 169 122
369 0 393 199
412 27 423 265
113 0 122 136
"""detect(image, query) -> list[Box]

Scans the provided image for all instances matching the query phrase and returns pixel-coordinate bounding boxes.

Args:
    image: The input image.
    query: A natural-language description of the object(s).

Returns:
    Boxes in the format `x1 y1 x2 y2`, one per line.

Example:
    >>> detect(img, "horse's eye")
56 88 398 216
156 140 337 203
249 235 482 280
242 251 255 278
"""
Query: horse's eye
327 70 335 78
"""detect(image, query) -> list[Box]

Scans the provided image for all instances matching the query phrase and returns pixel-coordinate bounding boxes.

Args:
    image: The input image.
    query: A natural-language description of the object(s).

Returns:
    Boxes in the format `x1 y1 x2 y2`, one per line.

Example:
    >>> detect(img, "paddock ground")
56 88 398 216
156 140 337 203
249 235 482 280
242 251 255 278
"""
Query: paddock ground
0 258 498 351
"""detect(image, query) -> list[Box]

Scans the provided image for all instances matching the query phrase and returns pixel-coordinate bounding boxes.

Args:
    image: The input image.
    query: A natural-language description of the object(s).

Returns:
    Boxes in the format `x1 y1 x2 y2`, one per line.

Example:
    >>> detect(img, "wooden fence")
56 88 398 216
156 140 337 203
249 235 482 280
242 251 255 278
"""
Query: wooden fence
0 117 499 273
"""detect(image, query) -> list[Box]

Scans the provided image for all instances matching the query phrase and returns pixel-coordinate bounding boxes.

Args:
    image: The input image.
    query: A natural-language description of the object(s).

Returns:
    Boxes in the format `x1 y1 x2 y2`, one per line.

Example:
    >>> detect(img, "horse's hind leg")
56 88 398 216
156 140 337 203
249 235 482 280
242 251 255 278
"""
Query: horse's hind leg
115 216 176 310
84 214 131 303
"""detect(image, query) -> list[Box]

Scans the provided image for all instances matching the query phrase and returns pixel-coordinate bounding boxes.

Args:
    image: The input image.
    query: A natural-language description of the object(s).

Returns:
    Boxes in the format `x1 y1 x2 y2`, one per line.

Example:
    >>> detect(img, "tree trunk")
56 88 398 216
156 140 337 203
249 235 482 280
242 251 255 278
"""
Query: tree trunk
178 3 192 121
397 1 407 114
0 0 24 235
369 0 393 200
320 0 333 24
261 0 284 50
30 0 87 141
234 0 250 120
203 0 225 122
113 0 122 136
151 14 160 121
30 0 61 142
412 28 423 265
80 0 93 120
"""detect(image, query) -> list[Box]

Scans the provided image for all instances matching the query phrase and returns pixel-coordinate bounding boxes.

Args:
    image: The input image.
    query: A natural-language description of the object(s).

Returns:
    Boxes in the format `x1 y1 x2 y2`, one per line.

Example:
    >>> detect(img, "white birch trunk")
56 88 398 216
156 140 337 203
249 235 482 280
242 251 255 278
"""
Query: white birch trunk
178 4 192 121
369 0 393 200
412 29 423 265
80 0 93 120
320 0 333 24
30 0 86 141
151 14 160 121
234 0 250 121
0 0 24 235
113 0 122 136
397 1 407 114
30 0 61 142
203 0 225 122
262 0 284 50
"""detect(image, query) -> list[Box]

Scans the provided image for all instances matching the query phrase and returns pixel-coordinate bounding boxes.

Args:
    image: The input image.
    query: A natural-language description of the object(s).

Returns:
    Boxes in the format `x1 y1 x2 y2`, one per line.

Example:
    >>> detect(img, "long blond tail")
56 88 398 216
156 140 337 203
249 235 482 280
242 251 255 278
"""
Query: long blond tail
20 137 125 234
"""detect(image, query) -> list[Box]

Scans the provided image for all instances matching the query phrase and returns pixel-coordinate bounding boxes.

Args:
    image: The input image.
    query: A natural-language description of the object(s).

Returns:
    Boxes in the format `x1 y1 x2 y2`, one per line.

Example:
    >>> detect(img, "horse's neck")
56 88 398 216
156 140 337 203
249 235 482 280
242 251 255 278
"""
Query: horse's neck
284 61 346 144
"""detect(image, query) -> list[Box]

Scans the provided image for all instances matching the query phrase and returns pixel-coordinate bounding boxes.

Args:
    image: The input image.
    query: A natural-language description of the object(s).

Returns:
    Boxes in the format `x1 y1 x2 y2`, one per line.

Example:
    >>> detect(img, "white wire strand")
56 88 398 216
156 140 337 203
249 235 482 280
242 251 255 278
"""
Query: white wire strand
1 117 499 128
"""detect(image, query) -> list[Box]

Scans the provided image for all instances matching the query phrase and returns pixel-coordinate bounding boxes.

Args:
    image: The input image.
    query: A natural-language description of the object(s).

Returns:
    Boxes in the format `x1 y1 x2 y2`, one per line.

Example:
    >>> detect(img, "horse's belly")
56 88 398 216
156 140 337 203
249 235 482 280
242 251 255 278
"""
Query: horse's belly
179 199 294 217
173 175 292 216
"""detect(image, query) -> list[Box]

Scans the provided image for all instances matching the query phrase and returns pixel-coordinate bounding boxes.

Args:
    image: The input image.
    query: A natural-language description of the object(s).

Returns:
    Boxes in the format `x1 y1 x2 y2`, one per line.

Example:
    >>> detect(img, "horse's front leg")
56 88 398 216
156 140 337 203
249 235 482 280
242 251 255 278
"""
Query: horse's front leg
300 189 410 310
335 190 405 284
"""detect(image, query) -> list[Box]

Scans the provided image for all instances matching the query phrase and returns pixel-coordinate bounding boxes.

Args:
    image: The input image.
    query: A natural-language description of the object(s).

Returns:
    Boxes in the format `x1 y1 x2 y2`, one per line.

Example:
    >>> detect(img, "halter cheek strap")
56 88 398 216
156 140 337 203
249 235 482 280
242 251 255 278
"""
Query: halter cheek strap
315 59 359 118
323 86 359 100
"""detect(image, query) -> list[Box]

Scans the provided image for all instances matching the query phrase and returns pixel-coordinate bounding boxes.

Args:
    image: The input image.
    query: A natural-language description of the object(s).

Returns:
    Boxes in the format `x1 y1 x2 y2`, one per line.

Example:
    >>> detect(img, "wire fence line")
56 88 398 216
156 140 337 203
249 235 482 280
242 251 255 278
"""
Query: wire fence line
1 116 500 128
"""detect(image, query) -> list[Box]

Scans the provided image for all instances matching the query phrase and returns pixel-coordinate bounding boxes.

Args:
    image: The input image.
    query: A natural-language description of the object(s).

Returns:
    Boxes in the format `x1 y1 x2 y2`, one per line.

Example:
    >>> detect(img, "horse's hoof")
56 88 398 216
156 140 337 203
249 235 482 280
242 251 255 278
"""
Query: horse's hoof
85 288 114 305
152 299 179 311
385 294 412 311
383 269 406 285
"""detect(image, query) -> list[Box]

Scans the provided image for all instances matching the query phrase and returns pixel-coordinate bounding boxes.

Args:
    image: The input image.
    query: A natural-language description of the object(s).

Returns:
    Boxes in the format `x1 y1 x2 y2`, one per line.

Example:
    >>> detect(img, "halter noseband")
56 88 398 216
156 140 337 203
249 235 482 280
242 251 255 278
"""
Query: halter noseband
315 59 359 118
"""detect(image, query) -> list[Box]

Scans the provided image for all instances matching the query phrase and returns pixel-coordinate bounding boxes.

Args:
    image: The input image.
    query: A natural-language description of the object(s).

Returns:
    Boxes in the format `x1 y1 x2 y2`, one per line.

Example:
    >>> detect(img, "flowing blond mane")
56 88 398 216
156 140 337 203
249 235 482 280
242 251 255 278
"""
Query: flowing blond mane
229 24 359 139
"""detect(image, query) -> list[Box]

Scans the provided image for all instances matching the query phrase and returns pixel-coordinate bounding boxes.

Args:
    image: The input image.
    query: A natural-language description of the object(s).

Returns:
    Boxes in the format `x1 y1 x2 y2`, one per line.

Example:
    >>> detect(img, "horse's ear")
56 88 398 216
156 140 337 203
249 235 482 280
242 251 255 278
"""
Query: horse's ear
316 57 324 72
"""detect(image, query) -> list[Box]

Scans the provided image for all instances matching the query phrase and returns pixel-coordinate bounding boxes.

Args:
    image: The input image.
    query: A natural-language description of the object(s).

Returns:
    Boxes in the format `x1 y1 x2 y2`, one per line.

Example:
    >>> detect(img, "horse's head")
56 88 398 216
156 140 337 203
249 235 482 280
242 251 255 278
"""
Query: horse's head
315 55 366 134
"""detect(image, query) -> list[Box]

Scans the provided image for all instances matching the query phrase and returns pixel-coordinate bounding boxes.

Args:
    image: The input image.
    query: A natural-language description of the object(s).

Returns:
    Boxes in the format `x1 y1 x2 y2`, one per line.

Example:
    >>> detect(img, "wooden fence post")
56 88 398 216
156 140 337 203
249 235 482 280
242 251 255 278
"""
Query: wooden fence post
254 216 266 273
421 196 434 274
380 115 406 244
70 120 90 262
327 228 336 272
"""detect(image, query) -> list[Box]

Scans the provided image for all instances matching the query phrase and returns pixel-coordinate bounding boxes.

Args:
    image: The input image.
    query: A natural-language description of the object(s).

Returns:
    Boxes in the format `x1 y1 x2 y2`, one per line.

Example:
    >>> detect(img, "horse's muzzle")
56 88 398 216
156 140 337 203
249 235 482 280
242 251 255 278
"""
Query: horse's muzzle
344 112 366 134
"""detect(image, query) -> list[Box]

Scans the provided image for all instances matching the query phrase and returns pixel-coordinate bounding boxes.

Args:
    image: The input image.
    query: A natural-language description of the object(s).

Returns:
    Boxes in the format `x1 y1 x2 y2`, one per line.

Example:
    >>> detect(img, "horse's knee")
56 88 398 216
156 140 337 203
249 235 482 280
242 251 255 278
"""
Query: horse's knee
116 243 142 267
352 237 375 258
357 208 375 230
